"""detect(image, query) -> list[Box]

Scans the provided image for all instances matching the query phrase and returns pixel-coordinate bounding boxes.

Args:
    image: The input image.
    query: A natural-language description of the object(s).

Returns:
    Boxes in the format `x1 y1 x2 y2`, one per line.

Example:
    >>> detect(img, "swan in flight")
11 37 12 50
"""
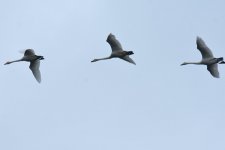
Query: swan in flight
4 49 44 83
91 33 136 65
181 36 225 78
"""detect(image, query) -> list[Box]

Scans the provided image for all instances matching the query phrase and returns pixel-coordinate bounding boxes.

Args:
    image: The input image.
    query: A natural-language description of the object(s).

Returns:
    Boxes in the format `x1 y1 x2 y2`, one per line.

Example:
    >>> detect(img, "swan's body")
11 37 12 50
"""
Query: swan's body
91 33 136 65
4 49 44 83
181 37 225 78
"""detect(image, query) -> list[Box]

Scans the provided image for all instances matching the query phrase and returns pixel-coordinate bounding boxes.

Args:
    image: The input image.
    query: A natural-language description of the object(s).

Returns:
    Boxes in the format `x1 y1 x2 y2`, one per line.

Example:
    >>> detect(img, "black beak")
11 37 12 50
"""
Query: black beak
219 61 225 64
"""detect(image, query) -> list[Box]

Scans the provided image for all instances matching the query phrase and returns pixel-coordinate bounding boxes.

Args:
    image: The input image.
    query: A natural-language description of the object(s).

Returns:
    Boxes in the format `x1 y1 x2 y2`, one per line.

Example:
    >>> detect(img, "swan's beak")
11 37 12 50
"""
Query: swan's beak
4 61 11 65
219 61 225 64
91 59 97 62
38 56 44 60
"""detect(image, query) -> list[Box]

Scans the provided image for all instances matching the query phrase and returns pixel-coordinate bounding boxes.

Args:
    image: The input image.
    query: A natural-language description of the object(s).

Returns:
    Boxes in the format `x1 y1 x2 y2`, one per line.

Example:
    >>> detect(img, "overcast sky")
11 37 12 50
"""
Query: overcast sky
0 0 225 150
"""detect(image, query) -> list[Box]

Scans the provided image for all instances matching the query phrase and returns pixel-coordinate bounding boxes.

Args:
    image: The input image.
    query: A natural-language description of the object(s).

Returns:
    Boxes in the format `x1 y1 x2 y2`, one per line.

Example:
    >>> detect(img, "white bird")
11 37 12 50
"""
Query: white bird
4 49 44 83
181 36 225 78
91 33 136 65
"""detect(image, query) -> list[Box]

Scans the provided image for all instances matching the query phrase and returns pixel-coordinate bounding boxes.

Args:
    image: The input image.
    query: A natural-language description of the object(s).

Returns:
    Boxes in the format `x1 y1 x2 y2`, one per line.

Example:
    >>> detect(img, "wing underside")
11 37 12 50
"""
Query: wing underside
207 64 219 78
106 33 123 51
29 60 41 83
120 56 136 65
196 37 214 59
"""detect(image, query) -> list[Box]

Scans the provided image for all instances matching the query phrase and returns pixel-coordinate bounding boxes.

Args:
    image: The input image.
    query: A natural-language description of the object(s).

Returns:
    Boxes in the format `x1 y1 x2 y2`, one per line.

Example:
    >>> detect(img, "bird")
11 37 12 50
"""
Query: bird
181 36 225 78
4 49 44 83
91 33 136 65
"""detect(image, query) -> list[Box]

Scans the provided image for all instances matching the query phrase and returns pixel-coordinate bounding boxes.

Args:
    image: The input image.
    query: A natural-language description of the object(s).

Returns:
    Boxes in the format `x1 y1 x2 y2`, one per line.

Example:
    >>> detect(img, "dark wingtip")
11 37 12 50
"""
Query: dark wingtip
107 33 115 41
196 36 203 44
213 75 220 78
196 36 202 40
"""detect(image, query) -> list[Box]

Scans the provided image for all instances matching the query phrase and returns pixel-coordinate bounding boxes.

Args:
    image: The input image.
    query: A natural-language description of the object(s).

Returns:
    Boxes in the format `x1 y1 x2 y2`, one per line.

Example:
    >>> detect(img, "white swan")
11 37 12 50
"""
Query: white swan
181 36 225 78
91 33 136 65
4 49 44 83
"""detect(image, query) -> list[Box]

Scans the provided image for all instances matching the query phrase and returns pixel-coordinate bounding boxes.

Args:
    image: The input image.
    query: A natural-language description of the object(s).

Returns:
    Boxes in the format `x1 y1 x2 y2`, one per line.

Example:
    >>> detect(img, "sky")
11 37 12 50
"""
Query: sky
0 0 225 150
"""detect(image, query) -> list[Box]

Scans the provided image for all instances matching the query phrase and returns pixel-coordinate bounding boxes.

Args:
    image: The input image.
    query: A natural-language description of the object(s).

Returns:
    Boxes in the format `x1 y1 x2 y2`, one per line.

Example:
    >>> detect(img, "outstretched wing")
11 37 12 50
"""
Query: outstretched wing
29 60 41 83
106 33 123 51
120 56 136 65
196 37 214 59
207 64 219 78
24 49 35 56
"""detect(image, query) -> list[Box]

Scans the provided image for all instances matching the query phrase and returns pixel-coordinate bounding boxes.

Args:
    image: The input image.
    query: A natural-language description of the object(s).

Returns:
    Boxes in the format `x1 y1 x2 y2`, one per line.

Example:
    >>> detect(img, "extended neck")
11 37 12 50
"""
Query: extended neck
4 59 22 65
91 56 111 62
181 61 201 65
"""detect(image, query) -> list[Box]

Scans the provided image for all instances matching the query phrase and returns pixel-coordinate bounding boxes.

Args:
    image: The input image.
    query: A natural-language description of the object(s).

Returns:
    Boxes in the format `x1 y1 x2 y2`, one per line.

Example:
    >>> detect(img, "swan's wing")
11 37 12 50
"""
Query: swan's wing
120 56 136 65
207 64 219 78
29 60 41 83
196 37 214 59
106 33 123 51
24 49 35 56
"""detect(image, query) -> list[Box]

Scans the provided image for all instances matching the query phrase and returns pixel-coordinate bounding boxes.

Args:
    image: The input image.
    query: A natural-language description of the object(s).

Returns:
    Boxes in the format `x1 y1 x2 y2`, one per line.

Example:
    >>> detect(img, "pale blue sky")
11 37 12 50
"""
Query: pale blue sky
0 0 225 150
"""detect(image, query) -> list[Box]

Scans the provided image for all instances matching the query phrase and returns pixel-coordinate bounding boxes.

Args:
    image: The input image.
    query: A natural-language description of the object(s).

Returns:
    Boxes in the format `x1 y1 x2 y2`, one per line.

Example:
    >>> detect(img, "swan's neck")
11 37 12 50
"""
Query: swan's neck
4 59 22 65
181 61 202 65
91 56 111 62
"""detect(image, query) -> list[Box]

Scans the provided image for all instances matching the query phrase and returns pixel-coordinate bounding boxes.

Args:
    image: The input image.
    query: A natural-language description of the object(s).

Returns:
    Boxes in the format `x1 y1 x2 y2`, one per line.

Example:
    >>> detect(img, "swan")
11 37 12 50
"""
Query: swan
181 36 225 78
4 49 44 83
91 33 136 65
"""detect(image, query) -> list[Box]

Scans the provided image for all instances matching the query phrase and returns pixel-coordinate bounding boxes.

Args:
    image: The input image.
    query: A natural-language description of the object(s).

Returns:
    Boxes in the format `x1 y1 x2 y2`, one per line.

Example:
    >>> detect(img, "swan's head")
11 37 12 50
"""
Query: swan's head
181 62 188 66
39 56 44 60
126 51 134 55
214 57 224 64
91 59 98 62
4 61 11 65
217 57 223 62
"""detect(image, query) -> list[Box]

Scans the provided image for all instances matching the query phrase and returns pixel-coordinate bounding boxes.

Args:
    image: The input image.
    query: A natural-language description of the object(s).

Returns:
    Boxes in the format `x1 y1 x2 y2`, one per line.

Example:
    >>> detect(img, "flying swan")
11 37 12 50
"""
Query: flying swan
4 49 44 83
91 33 136 65
181 37 225 78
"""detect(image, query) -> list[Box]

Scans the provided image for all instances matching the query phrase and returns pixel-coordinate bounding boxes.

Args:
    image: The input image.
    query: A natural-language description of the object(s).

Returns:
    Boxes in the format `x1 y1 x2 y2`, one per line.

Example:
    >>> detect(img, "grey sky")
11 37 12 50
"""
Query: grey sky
0 0 225 150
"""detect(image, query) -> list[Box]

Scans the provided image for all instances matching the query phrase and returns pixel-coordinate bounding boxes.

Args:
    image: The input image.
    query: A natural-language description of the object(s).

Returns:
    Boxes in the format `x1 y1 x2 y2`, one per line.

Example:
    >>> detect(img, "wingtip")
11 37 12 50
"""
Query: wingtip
107 33 115 39
129 61 136 65
37 79 41 83
213 74 220 78
211 73 220 78
196 36 202 41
